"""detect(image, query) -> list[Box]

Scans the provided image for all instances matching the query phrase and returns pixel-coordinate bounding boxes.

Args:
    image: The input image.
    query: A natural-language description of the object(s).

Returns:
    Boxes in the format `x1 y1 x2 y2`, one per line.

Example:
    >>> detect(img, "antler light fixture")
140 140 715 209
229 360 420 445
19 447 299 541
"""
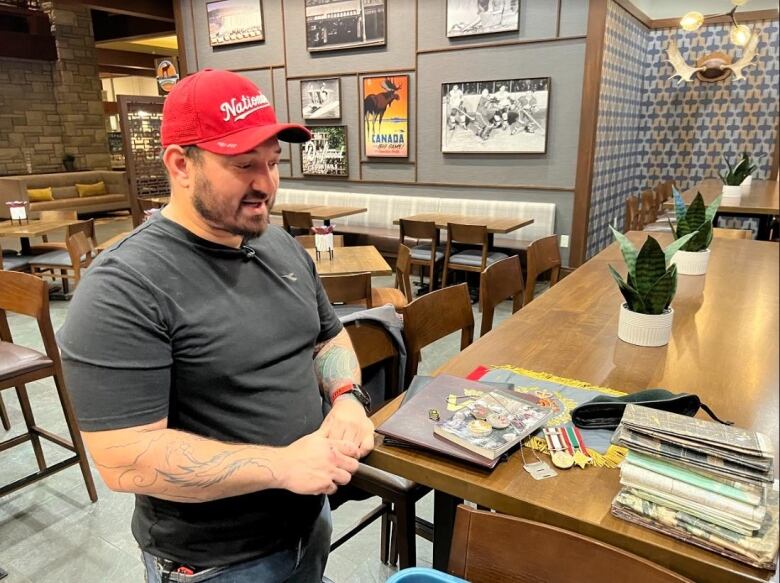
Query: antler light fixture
667 0 761 84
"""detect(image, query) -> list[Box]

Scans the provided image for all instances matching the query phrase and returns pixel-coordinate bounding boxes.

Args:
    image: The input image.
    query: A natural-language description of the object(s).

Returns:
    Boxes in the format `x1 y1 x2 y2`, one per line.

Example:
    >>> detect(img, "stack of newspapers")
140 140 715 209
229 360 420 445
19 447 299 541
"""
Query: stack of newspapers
611 404 778 570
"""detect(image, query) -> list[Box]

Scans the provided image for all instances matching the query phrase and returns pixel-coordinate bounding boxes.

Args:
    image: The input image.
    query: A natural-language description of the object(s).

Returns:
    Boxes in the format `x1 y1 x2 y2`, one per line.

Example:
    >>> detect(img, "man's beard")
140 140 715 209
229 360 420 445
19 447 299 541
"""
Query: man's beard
192 171 271 239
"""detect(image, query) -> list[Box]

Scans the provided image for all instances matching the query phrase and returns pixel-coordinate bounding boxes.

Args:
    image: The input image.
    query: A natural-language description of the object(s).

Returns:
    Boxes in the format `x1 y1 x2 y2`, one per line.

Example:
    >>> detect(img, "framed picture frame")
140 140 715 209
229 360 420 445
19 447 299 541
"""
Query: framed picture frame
362 74 409 158
440 77 550 154
446 0 520 38
305 0 386 52
207 0 265 48
301 78 341 121
301 125 349 177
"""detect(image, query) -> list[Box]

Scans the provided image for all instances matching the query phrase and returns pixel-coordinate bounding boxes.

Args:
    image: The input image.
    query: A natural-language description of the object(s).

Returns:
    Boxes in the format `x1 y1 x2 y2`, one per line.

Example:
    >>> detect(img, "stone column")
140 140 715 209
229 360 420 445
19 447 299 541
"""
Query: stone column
42 0 110 171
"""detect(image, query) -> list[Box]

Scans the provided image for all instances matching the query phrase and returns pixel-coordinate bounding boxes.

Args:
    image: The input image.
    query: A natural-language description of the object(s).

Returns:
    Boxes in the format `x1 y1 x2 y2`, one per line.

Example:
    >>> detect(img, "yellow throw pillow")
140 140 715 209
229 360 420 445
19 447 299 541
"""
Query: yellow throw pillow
75 181 108 197
26 187 54 202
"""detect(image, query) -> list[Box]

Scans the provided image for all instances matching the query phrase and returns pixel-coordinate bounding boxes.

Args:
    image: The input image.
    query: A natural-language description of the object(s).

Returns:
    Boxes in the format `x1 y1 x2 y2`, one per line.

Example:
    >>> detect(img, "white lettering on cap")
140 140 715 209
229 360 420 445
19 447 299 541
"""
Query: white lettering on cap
220 94 270 122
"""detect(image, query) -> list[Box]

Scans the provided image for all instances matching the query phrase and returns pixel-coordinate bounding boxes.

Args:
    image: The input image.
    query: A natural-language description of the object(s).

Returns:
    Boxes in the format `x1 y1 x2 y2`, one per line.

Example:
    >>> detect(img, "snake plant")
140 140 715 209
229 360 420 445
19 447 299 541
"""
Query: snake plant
668 188 721 252
608 226 697 315
720 153 756 186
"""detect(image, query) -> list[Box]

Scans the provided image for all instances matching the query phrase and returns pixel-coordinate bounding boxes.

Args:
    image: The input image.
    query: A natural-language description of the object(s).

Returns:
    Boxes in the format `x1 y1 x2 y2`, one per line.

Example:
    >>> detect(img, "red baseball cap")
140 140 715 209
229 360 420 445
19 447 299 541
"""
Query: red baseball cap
161 69 310 154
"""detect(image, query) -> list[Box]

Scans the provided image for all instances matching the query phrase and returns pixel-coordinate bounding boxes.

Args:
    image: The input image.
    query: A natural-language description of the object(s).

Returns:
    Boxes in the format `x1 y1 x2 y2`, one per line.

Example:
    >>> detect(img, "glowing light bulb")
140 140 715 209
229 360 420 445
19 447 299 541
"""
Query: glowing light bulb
730 24 752 46
680 11 704 31
731 0 749 6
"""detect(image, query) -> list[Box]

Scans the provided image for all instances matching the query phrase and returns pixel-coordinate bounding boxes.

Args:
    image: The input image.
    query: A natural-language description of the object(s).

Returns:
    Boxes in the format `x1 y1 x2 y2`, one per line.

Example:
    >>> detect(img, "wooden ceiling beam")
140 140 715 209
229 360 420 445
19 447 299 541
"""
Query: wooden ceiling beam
96 48 157 70
99 65 156 78
59 0 173 22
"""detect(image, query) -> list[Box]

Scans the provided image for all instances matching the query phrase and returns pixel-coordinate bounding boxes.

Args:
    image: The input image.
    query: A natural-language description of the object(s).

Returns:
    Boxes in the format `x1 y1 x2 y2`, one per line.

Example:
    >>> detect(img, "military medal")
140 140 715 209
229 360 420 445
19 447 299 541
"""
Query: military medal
467 419 493 437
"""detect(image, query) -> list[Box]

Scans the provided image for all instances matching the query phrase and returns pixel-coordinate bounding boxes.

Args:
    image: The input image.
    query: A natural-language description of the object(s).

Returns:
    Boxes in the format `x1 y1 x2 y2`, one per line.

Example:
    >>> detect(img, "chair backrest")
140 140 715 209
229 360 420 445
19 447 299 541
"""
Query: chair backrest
294 234 345 248
343 319 401 409
320 272 373 308
640 189 657 224
399 219 438 245
0 271 59 363
449 505 694 583
479 255 523 337
401 282 474 386
396 244 413 302
524 235 561 305
66 218 96 246
282 210 314 234
713 227 752 240
67 231 95 281
39 210 78 221
445 222 490 270
624 196 641 233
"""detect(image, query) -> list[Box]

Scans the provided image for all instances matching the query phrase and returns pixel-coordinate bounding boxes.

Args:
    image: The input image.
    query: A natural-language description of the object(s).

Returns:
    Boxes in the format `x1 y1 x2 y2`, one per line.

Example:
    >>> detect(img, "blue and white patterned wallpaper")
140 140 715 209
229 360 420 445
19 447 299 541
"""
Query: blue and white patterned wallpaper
640 21 779 191
587 0 649 258
586 1 779 258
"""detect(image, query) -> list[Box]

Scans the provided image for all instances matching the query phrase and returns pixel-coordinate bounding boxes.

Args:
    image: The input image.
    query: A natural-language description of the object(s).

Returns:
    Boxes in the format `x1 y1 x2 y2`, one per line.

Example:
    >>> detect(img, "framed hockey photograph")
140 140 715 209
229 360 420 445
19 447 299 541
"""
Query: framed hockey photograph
446 0 520 38
362 75 409 158
305 0 386 52
440 77 550 154
301 125 349 177
207 0 264 47
301 78 341 120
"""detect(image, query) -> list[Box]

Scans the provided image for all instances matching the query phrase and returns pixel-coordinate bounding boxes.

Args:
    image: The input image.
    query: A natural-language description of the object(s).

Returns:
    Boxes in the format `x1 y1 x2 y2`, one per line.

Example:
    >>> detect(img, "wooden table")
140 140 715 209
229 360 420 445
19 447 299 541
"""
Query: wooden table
272 204 367 225
95 231 131 253
366 232 779 583
307 245 391 276
0 219 83 254
665 178 779 239
394 213 533 234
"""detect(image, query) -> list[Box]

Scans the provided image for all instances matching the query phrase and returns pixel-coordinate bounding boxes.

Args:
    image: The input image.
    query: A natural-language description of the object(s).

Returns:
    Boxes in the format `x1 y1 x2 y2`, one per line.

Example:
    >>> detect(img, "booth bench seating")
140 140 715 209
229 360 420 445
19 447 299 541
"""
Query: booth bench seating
0 171 130 219
274 188 556 264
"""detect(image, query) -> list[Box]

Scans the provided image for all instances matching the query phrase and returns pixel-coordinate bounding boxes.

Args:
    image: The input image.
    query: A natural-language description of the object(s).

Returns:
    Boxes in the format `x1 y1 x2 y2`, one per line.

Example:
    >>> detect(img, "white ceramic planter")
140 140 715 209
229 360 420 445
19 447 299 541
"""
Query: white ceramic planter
741 175 753 194
722 184 742 200
618 304 674 347
671 248 711 276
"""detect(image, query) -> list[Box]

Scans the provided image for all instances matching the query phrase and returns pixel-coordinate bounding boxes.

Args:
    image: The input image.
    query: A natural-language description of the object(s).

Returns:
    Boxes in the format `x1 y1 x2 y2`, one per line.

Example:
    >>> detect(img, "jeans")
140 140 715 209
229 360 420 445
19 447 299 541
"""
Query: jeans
142 499 332 583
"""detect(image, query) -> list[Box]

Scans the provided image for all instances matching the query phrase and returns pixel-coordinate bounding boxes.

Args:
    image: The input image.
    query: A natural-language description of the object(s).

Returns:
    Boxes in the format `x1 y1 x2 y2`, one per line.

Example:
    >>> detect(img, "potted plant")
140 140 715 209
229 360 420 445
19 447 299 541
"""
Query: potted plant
667 188 721 276
63 153 76 172
720 153 756 199
608 226 696 347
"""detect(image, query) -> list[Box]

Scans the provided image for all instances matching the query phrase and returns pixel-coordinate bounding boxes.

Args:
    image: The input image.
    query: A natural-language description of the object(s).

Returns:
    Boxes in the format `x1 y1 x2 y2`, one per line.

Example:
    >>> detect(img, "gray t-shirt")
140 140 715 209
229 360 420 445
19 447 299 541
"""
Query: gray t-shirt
58 214 342 567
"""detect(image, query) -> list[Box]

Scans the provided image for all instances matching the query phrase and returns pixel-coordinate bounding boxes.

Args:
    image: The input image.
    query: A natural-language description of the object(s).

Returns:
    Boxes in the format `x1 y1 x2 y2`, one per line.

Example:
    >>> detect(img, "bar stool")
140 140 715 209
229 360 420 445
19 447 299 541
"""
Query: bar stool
0 270 97 501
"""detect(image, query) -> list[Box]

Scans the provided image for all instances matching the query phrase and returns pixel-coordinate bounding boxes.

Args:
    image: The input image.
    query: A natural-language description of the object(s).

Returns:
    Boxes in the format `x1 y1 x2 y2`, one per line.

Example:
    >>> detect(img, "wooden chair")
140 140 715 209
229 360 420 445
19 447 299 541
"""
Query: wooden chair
399 219 443 292
28 231 95 296
321 272 373 308
131 196 159 228
402 282 474 388
0 245 31 273
441 223 508 308
479 255 524 337
713 227 752 240
640 189 657 225
0 270 97 501
524 235 561 305
624 195 642 233
330 319 430 569
28 215 94 255
294 234 345 248
449 505 693 583
282 210 314 236
372 243 412 311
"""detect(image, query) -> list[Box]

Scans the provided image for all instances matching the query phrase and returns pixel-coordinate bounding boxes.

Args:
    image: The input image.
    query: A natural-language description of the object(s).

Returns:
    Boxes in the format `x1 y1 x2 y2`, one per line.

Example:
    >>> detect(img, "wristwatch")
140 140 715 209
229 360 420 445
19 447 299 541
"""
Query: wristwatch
332 383 371 413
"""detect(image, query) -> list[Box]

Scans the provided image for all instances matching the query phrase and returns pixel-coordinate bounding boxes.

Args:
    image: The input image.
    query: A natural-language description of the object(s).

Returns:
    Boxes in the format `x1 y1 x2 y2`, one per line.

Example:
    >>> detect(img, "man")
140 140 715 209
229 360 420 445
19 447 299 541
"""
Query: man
446 84 466 131
493 84 512 130
57 69 375 582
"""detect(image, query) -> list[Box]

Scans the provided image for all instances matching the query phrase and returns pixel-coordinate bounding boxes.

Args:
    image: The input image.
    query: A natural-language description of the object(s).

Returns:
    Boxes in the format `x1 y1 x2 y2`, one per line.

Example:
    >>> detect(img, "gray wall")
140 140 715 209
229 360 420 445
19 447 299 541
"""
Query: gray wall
177 0 589 263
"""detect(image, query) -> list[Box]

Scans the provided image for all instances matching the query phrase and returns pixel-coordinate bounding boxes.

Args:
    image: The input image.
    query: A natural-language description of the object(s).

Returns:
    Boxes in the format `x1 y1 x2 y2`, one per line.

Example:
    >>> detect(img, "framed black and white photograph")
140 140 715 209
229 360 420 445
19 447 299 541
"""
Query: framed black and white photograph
207 0 264 47
301 126 349 177
441 77 550 154
305 0 386 52
446 0 519 38
301 78 341 120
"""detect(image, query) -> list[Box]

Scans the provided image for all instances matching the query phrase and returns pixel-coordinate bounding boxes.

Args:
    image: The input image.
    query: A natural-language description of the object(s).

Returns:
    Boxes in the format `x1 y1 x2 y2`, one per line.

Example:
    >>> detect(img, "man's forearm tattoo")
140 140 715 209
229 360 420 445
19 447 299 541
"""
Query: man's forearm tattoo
314 337 361 400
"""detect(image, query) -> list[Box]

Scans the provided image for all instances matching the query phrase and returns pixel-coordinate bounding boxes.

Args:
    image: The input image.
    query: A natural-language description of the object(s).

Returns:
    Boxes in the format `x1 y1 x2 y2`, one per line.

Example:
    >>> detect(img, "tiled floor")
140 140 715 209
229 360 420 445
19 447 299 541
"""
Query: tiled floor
0 215 522 583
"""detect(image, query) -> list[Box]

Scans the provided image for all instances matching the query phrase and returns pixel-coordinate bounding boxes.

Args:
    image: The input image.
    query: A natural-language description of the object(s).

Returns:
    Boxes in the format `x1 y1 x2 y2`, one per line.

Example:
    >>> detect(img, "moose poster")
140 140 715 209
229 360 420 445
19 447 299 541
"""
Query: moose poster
362 75 409 158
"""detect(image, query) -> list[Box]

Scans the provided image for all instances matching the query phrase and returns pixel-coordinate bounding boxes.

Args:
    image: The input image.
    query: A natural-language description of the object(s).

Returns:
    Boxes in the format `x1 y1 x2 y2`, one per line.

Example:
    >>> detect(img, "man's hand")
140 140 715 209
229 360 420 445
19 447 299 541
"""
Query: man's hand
320 396 375 457
278 432 360 496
